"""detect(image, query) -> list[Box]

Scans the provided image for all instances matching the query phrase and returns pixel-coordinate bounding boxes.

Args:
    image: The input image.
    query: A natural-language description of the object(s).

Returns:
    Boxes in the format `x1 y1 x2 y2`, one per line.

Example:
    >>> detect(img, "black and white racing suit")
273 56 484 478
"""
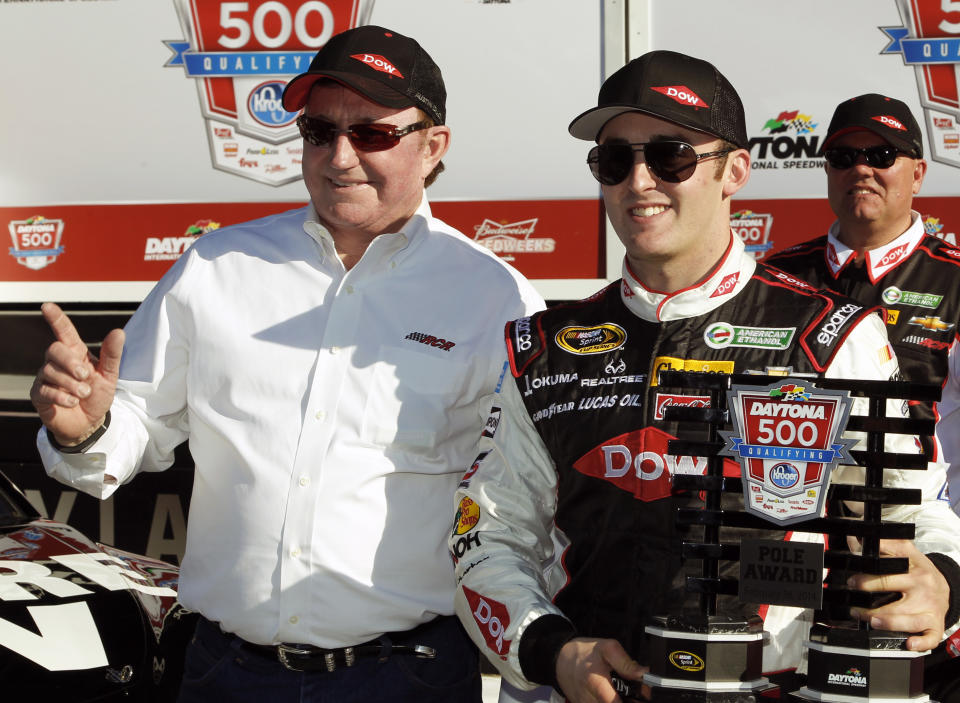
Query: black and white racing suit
450 235 960 699
768 213 960 516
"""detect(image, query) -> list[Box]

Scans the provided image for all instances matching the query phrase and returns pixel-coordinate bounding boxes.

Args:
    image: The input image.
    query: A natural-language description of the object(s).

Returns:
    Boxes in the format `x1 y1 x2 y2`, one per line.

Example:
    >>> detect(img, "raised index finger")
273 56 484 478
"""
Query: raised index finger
41 302 85 348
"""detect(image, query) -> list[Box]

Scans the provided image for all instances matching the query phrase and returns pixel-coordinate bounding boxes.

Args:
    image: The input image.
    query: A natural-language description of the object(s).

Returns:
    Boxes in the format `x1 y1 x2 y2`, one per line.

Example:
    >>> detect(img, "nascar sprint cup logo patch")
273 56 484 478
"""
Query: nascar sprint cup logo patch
720 380 855 525
164 0 374 185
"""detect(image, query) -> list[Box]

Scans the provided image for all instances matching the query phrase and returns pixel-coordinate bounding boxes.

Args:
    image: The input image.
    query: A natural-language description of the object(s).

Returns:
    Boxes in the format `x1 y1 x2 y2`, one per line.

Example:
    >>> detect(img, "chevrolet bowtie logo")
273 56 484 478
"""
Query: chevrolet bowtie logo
908 316 954 332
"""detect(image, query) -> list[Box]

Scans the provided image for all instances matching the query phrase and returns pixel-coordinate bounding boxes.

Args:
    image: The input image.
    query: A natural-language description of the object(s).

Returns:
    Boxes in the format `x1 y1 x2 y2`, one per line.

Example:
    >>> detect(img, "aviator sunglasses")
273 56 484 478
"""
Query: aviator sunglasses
823 144 904 170
297 115 431 152
587 141 734 185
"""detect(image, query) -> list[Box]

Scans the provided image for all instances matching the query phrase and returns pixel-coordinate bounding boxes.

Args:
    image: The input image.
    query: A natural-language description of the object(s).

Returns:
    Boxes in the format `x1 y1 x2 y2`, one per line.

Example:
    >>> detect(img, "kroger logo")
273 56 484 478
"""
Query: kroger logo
770 462 800 489
248 81 298 128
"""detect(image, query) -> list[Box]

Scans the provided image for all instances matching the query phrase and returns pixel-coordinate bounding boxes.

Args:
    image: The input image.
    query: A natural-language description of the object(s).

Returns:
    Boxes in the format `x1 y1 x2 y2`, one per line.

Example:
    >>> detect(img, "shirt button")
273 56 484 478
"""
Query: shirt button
345 285 354 294
299 476 309 487
289 615 298 624
314 410 326 422
290 547 301 558
329 346 340 354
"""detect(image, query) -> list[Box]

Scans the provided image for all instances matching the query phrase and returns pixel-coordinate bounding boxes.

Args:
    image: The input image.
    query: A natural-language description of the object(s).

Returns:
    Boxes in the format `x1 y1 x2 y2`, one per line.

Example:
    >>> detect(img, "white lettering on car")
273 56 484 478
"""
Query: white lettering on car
0 552 176 670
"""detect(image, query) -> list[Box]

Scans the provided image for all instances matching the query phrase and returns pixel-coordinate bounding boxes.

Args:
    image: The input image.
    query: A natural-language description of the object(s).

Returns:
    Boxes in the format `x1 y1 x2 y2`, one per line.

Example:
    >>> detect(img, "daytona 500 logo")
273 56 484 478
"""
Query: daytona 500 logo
164 0 373 185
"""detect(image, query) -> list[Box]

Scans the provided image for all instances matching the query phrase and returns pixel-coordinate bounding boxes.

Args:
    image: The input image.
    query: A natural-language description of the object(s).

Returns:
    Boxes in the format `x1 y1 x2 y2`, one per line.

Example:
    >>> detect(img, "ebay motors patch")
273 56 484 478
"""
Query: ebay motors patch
720 380 855 526
164 0 373 185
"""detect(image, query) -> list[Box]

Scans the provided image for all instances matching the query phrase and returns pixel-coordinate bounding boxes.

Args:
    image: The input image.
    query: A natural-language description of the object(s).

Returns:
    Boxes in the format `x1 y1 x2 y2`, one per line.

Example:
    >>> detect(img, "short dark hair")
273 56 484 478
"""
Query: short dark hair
712 139 739 180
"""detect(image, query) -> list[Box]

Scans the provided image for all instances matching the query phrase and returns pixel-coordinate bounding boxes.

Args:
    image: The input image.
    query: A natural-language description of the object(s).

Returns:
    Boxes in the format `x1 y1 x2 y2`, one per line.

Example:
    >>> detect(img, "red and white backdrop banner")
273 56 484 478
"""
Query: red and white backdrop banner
2 0 958 302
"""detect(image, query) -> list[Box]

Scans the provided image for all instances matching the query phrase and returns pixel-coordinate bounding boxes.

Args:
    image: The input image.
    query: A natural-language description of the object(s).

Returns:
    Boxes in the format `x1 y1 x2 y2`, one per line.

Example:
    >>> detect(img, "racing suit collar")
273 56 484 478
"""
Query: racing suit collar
826 211 923 283
620 232 756 322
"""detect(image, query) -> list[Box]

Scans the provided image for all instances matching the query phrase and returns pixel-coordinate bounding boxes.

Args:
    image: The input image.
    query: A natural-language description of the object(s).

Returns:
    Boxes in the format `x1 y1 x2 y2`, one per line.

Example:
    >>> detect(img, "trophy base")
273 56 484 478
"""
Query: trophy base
789 686 929 703
796 624 927 702
643 613 768 699
646 676 774 703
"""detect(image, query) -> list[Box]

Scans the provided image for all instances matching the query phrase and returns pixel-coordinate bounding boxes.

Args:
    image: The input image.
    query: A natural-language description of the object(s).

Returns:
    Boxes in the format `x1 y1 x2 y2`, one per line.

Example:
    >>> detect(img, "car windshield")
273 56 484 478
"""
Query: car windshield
0 484 31 526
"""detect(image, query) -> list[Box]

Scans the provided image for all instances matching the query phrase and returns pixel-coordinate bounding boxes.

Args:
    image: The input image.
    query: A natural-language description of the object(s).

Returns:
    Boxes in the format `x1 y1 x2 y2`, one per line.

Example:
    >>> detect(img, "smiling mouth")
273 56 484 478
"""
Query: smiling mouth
631 205 668 217
329 177 366 189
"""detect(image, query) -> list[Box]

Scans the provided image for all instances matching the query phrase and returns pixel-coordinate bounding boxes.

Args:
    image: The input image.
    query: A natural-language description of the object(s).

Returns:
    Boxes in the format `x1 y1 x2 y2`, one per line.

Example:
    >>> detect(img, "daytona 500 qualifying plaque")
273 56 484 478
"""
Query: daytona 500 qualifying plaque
721 381 855 527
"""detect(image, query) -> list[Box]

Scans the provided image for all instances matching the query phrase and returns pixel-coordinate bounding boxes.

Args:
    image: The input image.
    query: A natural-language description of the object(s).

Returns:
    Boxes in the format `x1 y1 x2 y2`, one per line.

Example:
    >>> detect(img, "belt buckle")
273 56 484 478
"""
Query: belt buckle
413 644 437 659
276 644 317 672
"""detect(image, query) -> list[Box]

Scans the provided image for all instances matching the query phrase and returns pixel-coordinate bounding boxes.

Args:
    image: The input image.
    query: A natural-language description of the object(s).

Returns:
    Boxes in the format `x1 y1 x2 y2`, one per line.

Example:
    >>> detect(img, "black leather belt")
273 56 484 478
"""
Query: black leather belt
242 639 437 672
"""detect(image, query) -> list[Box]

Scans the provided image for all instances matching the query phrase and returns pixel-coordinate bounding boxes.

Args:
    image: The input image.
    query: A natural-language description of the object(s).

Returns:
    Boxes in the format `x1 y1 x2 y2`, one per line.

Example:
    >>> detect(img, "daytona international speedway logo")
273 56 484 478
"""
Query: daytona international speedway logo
164 0 373 185
721 380 855 525
750 109 825 171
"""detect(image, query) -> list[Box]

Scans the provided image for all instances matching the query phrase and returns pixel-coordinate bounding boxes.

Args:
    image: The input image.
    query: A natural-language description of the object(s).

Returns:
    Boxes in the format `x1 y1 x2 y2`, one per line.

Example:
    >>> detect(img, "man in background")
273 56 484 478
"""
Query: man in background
768 91 960 700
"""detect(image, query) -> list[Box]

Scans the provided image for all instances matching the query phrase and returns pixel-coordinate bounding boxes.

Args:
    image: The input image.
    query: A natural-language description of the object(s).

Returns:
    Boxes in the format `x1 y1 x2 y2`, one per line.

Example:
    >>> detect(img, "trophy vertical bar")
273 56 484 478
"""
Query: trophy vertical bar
643 377 769 703
793 395 930 703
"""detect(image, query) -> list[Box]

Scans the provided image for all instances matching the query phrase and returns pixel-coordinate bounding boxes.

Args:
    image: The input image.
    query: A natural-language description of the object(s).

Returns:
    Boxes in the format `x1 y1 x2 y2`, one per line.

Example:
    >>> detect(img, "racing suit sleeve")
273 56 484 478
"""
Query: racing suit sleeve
826 312 960 639
450 356 574 691
36 254 194 500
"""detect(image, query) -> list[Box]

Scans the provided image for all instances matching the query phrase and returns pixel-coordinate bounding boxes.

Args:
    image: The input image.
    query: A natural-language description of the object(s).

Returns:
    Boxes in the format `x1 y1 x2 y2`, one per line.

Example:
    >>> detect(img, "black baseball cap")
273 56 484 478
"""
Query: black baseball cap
823 93 923 158
569 50 748 148
281 25 446 125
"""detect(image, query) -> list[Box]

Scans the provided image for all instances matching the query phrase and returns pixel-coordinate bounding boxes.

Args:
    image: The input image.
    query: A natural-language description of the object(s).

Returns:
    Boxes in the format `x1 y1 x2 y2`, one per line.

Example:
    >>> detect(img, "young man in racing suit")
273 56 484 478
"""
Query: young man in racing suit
768 94 960 517
449 52 960 703
767 91 960 700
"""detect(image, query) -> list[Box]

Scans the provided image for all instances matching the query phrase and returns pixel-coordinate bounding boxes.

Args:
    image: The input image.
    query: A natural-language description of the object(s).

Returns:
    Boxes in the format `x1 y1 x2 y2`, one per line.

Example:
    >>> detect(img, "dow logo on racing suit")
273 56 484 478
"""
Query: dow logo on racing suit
461 586 511 659
572 427 707 501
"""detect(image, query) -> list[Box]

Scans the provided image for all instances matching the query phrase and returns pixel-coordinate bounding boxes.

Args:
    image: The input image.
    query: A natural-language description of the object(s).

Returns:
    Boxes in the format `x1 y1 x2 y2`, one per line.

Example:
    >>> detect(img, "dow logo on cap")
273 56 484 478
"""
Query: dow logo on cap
872 115 907 132
351 53 403 77
652 85 708 108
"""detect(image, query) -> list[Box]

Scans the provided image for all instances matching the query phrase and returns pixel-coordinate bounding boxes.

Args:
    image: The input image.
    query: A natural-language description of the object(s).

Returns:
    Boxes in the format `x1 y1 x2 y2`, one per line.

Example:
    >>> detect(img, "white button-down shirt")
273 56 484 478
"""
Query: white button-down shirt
38 199 544 647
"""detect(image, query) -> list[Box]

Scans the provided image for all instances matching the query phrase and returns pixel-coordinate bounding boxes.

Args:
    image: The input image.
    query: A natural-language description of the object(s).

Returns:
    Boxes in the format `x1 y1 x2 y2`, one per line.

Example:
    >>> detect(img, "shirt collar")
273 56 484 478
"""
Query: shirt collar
620 232 756 322
825 211 923 282
301 197 432 265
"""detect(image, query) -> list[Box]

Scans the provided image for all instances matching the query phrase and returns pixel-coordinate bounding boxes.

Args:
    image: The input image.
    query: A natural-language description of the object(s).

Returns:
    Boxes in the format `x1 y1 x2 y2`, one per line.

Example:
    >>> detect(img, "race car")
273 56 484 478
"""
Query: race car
0 469 196 700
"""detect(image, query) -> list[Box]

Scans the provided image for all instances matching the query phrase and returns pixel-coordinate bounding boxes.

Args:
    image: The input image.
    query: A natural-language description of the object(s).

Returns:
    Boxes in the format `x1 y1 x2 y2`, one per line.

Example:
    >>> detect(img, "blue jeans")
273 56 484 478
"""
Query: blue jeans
177 615 482 703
